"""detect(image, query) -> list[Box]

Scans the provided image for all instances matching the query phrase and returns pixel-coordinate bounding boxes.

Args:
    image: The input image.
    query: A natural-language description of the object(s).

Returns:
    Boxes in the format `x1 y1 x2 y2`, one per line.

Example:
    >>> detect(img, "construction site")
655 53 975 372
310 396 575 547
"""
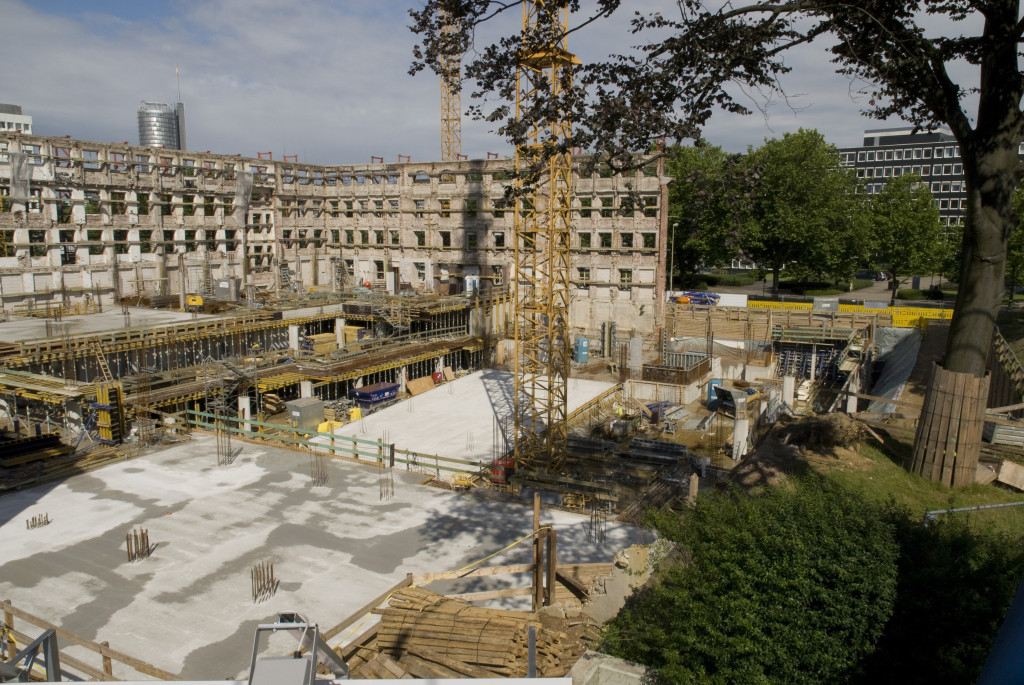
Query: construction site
2 3 1024 684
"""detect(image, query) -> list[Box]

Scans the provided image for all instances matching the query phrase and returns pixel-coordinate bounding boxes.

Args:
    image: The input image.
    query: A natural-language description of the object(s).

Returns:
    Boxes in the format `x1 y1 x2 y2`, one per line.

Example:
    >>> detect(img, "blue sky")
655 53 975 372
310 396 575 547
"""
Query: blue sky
5 1 943 164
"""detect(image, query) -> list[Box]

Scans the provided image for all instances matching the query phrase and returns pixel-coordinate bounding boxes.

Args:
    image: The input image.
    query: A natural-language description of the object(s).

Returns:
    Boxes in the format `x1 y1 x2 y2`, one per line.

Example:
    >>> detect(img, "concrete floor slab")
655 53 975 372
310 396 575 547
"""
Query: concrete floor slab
0 307 213 344
0 434 647 680
329 370 614 465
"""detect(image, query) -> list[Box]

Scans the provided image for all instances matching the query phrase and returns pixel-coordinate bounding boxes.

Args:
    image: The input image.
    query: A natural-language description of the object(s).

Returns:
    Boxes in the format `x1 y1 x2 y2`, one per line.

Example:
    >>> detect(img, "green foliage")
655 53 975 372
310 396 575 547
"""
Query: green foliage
702 272 759 287
1007 184 1024 300
856 507 1024 684
603 481 899 684
870 175 943 303
897 288 927 300
741 130 867 293
666 144 751 282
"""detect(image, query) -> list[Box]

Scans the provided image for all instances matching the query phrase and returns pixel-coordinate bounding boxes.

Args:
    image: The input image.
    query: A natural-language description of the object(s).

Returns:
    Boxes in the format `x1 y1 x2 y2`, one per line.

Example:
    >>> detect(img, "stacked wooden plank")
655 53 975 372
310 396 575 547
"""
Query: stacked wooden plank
307 333 338 355
372 586 575 678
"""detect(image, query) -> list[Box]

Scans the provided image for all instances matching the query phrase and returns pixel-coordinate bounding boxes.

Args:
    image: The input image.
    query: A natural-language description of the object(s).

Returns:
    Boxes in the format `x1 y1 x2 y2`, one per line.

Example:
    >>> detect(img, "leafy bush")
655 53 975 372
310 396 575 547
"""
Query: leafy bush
601 480 1024 685
852 279 874 290
703 272 760 287
855 507 1024 684
897 288 927 300
603 481 899 684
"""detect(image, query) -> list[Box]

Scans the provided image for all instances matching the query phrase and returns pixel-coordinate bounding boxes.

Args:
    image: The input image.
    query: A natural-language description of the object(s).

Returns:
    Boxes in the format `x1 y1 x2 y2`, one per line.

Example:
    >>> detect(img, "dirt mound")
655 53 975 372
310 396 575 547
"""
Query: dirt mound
731 414 874 491
775 413 867 451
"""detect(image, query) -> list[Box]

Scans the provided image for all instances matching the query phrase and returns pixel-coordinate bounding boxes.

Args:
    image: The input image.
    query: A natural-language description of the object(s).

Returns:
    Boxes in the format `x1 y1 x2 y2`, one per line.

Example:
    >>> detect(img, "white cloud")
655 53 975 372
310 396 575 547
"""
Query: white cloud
5 1 976 163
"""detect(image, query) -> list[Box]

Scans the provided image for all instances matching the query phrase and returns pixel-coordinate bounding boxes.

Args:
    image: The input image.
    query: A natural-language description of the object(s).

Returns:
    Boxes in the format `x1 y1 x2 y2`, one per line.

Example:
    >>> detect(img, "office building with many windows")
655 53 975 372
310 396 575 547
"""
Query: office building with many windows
839 128 970 228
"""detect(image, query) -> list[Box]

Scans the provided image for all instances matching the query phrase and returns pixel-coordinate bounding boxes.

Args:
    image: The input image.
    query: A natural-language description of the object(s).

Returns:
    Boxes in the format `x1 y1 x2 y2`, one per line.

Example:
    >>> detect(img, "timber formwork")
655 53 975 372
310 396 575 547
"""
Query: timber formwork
0 291 498 383
666 305 889 343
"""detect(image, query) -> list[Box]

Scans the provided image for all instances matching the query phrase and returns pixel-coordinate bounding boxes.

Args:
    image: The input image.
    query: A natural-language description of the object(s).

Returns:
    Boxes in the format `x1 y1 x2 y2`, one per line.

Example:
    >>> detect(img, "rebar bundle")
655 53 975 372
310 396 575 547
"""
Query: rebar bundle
251 561 276 603
586 503 607 545
126 527 150 562
25 513 51 530
309 453 329 487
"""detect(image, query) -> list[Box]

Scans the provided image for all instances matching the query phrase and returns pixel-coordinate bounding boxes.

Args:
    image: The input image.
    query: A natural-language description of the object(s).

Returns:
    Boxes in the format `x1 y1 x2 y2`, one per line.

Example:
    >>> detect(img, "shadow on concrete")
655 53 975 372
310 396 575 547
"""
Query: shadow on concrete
409 485 655 601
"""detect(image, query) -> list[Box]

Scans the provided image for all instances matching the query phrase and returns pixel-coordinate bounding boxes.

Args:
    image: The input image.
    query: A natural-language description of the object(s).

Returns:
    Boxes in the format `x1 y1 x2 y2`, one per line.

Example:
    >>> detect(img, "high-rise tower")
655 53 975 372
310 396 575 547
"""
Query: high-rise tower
137 101 186 150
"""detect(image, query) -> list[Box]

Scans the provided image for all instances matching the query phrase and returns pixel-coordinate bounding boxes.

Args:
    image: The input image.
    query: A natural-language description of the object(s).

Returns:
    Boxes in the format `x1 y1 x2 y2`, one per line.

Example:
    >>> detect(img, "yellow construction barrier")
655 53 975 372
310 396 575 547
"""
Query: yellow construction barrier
747 299 953 327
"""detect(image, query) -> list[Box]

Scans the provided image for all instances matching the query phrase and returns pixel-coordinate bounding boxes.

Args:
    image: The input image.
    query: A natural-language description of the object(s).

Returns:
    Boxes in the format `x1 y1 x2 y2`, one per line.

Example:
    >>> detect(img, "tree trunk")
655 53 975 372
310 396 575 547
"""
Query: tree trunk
910 134 1020 486
771 264 780 294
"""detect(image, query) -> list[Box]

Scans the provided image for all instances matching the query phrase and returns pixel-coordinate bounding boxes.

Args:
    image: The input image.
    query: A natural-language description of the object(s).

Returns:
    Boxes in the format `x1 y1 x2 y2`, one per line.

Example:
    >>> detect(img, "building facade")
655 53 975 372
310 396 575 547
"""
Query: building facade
0 104 32 135
839 127 1024 229
0 133 668 333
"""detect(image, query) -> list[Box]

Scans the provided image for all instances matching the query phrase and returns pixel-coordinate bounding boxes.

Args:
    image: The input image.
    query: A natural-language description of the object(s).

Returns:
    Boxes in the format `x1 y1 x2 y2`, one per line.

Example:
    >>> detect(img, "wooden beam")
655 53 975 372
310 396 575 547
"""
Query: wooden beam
555 570 590 601
322 574 413 641
0 600 179 681
445 587 534 601
987 402 1024 415
8 626 117 682
411 563 533 585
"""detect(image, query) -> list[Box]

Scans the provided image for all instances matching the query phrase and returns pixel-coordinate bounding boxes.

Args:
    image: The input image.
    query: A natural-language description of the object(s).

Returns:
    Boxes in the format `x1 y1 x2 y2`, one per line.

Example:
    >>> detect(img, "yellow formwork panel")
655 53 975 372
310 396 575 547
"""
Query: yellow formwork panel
750 298 953 325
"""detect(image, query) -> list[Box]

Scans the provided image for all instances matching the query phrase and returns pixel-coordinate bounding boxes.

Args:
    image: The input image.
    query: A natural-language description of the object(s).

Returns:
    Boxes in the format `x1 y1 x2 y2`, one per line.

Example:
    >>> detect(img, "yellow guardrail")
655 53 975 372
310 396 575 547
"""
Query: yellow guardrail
744 299 953 328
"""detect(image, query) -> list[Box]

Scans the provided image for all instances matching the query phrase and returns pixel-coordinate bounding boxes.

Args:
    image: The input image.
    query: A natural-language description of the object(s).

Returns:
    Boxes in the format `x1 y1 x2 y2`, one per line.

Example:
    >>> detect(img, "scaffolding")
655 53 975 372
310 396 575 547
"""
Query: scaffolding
512 1 580 474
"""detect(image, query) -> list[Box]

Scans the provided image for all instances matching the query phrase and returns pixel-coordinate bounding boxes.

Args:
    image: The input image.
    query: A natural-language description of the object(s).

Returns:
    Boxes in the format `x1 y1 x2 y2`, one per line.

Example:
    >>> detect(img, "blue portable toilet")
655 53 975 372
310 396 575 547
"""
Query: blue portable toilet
707 379 723 409
574 336 590 363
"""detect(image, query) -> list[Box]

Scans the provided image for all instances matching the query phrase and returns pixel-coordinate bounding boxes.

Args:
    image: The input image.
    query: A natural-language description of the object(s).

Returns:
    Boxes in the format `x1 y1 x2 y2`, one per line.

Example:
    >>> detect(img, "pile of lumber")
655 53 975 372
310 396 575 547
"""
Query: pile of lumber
364 586 576 678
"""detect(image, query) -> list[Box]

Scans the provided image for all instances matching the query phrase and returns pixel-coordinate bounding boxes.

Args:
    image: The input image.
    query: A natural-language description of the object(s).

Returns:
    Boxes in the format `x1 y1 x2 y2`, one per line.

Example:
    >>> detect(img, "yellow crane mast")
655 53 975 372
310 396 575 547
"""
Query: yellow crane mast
439 10 462 162
512 1 580 474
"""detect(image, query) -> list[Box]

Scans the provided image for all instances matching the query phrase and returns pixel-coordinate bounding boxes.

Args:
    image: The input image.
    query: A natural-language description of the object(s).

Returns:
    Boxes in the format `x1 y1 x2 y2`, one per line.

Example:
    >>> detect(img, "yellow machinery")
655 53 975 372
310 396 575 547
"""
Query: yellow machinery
452 473 478 490
512 1 579 474
184 294 204 312
561 492 589 510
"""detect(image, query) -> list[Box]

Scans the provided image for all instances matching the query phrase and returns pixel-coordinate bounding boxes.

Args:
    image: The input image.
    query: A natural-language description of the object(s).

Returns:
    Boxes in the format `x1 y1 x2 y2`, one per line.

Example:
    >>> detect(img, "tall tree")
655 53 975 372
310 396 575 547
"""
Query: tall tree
871 174 943 304
742 129 866 292
665 143 749 286
410 0 1024 481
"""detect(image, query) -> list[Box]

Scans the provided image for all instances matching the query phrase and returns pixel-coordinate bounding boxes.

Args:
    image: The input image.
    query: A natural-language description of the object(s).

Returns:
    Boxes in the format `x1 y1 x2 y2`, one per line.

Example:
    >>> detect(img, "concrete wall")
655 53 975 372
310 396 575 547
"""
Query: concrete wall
0 134 668 332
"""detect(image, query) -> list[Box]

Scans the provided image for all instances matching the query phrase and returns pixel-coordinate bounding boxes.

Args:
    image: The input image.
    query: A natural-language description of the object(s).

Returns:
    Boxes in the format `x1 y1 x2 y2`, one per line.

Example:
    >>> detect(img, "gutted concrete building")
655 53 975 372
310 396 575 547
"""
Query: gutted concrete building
0 133 668 332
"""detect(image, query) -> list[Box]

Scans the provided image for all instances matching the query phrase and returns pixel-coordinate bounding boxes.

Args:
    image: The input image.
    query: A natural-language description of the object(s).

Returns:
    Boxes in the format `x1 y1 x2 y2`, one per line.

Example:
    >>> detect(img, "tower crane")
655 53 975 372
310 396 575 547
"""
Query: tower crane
439 10 462 163
512 1 580 474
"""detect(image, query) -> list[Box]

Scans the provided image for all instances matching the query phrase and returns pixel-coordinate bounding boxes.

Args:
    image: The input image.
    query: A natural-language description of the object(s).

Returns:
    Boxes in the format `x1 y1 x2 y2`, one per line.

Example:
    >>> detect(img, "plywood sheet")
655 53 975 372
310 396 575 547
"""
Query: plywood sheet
997 459 1024 491
406 376 436 397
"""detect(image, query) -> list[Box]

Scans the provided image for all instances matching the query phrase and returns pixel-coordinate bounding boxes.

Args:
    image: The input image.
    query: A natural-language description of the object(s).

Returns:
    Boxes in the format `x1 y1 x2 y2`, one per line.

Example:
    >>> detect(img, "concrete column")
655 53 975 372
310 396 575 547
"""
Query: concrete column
732 417 749 460
398 366 408 393
782 375 795 406
288 325 300 351
238 396 251 433
335 317 346 348
846 367 859 413
300 380 313 398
